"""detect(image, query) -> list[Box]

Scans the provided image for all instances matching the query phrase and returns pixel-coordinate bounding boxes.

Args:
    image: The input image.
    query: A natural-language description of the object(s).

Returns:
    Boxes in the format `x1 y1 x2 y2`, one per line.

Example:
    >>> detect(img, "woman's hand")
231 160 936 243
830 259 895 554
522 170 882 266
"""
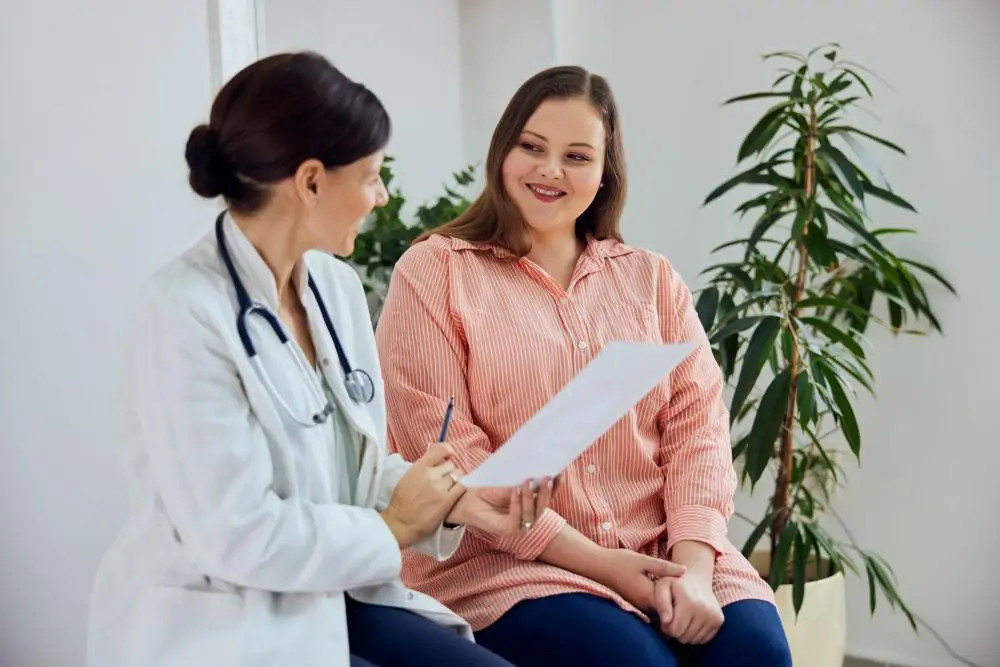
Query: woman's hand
654 572 724 644
380 442 464 549
591 549 687 612
446 476 559 537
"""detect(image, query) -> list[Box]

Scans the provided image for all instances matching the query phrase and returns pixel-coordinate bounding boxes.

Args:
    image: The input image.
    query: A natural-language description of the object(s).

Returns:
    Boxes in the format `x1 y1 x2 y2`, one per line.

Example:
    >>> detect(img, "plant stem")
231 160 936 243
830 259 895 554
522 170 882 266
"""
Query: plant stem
769 99 818 568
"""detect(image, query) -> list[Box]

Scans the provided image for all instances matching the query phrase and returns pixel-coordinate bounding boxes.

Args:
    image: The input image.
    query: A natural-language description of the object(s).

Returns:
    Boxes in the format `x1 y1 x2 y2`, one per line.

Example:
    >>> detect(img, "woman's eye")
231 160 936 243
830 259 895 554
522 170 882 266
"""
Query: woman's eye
520 142 540 152
568 153 590 162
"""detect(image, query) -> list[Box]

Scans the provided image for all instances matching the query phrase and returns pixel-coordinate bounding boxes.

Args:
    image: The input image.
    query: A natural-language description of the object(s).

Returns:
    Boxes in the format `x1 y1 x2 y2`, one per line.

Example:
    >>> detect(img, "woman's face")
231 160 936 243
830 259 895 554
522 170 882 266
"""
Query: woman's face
303 152 389 257
501 97 605 239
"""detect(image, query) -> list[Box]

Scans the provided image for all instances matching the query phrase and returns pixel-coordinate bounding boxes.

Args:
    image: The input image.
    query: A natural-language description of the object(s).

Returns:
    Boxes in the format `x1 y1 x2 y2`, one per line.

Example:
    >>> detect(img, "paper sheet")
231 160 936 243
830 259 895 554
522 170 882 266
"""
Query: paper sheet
461 340 697 488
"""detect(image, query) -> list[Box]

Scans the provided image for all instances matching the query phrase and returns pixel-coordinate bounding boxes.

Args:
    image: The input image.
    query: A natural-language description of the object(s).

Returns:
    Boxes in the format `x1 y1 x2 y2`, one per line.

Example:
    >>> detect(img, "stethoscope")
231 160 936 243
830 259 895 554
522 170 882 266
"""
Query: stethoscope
214 212 375 427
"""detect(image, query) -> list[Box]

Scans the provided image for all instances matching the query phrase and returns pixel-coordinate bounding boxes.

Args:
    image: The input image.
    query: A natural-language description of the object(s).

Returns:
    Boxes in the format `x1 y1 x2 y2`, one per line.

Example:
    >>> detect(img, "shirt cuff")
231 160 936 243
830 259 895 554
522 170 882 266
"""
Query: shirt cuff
483 509 566 561
665 505 728 557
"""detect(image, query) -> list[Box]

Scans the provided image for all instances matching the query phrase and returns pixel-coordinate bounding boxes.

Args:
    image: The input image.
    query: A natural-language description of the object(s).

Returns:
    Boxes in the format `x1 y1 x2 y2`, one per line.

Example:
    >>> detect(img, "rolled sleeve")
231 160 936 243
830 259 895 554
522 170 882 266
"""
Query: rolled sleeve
665 505 729 556
477 508 566 561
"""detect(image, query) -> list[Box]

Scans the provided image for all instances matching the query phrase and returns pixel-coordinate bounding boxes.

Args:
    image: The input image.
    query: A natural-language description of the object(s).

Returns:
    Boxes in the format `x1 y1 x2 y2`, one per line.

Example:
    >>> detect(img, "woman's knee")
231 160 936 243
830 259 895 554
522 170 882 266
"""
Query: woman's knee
703 599 791 667
475 594 678 667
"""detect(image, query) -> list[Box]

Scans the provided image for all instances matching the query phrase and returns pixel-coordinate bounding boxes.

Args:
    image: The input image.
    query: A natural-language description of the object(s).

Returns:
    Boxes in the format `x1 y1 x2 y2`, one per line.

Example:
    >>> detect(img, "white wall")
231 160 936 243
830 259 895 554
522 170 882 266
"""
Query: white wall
456 0 998 665
263 0 466 213
0 0 219 664
457 0 557 169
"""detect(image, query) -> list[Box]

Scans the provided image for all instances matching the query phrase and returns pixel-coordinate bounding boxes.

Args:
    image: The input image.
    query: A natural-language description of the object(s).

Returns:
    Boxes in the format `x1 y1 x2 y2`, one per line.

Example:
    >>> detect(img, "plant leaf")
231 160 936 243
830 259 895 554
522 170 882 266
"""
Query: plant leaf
818 361 862 458
724 91 794 105
796 369 817 427
695 286 720 333
797 315 866 358
899 258 958 295
793 529 808 613
740 508 778 558
825 125 906 155
703 159 790 206
709 315 768 345
744 368 791 485
770 518 798 588
819 143 866 204
738 102 792 161
861 182 917 212
730 316 783 424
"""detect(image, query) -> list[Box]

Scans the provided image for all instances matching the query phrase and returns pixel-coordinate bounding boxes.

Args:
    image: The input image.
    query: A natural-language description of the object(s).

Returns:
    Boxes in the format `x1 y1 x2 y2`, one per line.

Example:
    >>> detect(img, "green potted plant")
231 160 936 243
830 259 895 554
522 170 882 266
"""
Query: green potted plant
697 43 956 666
350 155 477 322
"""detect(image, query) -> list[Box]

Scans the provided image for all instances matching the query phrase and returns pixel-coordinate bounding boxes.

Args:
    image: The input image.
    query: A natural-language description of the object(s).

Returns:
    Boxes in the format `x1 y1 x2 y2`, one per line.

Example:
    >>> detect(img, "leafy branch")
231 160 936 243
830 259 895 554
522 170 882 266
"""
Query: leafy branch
699 43 956 622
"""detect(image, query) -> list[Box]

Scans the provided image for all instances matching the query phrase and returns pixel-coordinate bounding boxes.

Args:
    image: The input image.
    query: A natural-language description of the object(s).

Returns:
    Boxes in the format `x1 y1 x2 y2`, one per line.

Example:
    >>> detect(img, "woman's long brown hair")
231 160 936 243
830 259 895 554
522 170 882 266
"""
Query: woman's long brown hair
416 65 627 257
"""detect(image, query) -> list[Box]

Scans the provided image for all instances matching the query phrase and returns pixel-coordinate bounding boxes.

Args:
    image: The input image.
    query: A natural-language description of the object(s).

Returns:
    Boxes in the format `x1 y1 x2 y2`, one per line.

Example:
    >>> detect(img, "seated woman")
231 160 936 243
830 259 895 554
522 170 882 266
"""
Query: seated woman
374 65 792 667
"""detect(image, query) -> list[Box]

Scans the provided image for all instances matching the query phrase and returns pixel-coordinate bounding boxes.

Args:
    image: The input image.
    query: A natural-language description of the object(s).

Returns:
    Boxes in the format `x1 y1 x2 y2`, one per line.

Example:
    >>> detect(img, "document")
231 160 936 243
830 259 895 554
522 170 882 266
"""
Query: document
462 340 697 488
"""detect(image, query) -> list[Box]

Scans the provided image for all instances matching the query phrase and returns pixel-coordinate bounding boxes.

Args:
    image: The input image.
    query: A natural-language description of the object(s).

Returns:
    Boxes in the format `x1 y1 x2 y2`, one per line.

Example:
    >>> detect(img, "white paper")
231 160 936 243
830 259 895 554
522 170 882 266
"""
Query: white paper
462 340 697 488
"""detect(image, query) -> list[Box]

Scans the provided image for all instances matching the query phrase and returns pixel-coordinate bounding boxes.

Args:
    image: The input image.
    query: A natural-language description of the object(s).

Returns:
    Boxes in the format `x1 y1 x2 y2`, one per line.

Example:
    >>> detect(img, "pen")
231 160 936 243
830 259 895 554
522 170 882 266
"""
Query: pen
438 395 455 442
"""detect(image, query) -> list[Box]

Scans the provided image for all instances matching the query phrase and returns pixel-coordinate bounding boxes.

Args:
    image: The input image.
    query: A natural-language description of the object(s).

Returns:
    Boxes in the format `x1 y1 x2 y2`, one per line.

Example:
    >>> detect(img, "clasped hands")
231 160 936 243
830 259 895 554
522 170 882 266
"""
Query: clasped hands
594 548 725 646
380 442 559 549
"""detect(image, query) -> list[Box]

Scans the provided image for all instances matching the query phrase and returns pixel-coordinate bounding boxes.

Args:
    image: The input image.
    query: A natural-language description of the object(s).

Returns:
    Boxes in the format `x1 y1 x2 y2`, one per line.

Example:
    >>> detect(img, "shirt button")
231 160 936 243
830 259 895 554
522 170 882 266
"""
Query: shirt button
322 358 331 366
601 521 612 531
586 464 596 474
577 340 588 350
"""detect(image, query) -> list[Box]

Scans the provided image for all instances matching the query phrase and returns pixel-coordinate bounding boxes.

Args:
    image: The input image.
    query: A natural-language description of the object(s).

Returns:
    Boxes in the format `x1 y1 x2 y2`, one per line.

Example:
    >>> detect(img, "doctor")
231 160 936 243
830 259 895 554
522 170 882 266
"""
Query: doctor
86 51 554 667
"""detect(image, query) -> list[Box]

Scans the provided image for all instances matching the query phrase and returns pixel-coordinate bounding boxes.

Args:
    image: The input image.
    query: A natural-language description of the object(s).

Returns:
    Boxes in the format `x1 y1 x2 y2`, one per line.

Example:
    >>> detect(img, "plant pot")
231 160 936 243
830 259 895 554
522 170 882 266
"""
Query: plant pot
749 550 846 667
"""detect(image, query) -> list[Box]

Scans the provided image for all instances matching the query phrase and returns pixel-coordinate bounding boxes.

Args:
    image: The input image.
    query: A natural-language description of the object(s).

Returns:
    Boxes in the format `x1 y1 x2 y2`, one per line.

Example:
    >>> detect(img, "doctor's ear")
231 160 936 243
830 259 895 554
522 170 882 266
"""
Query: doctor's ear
294 159 326 202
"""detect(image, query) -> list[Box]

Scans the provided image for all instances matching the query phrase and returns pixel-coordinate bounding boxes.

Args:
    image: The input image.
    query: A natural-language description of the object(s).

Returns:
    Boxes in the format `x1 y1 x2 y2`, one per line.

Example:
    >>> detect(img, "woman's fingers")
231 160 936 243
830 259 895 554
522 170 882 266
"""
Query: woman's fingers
534 476 554 514
508 487 524 532
643 556 687 578
520 479 535 530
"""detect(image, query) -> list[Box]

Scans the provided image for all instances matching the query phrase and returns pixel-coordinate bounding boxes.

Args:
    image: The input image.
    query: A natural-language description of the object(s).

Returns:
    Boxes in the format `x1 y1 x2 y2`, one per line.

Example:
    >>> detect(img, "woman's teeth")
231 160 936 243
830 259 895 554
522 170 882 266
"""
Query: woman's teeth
528 184 566 201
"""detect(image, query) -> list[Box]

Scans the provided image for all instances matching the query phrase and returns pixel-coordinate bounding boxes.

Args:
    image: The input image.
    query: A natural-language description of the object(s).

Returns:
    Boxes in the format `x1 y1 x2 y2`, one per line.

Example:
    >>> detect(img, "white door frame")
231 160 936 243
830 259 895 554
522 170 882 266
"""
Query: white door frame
206 0 267 92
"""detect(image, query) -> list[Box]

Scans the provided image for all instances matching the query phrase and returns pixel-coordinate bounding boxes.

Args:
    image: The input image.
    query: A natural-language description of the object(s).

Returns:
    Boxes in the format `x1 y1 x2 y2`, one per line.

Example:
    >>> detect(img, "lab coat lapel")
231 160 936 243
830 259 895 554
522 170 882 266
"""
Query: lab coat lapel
303 291 379 446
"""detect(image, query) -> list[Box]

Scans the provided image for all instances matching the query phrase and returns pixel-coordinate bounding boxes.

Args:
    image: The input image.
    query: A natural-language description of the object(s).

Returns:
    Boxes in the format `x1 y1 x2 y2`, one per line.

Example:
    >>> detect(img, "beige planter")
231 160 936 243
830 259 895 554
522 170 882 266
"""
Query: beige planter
750 550 846 667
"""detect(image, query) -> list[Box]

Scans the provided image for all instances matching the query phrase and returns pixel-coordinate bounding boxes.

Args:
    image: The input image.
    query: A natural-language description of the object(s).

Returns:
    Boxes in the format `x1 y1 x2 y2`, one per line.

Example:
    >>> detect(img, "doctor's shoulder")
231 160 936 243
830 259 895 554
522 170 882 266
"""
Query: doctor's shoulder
126 246 237 346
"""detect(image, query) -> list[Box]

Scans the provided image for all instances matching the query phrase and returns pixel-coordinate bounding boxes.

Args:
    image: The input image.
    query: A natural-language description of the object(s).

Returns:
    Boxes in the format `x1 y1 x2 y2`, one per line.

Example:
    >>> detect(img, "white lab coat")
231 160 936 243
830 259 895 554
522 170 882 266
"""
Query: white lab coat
86 213 472 667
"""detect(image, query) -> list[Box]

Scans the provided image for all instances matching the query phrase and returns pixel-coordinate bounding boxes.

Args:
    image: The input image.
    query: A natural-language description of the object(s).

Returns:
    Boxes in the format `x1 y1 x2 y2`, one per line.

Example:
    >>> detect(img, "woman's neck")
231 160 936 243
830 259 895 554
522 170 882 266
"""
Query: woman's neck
230 207 303 305
526 229 585 291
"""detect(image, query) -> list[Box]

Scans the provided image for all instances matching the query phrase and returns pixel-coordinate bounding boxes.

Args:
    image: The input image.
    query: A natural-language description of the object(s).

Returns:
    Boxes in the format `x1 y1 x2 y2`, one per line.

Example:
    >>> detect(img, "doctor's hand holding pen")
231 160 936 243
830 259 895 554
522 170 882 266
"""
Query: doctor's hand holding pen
379 397 560 548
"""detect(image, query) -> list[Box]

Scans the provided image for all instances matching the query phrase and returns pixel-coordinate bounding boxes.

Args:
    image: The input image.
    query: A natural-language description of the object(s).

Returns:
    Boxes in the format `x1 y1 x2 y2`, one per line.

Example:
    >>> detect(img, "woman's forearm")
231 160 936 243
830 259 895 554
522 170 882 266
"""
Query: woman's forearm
537 524 612 583
669 540 716 579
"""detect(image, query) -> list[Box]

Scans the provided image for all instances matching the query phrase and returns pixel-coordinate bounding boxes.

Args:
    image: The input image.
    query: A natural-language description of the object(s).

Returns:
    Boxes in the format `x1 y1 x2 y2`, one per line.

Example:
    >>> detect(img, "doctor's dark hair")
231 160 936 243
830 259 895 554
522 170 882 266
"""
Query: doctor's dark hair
185 51 391 214
416 65 625 256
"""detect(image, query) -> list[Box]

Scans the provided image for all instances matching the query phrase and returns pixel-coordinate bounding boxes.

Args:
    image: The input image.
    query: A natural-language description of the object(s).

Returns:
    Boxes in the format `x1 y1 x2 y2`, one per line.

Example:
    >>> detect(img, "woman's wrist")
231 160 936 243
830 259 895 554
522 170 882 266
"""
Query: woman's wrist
669 540 716 580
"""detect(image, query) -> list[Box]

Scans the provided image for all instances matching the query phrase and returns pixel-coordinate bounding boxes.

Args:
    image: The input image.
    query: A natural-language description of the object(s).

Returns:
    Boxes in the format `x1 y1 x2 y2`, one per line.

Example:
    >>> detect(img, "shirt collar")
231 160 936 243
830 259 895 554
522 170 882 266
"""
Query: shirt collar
221 211 310 309
446 233 637 264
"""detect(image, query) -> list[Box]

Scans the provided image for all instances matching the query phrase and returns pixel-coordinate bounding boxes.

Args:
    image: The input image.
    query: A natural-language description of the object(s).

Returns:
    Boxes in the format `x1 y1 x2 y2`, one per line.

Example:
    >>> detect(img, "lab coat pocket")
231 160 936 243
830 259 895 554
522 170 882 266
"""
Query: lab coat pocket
126 585 247 667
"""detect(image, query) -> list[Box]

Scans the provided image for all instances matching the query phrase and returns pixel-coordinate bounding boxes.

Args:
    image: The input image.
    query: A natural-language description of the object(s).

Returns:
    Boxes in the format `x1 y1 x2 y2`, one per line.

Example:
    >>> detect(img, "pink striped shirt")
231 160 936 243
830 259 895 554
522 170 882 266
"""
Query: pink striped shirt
374 233 775 631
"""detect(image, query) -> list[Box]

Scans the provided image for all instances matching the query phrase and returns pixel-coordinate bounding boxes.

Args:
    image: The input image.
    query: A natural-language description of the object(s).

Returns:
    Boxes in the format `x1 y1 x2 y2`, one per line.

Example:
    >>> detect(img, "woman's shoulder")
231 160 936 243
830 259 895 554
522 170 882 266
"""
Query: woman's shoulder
393 234 481 274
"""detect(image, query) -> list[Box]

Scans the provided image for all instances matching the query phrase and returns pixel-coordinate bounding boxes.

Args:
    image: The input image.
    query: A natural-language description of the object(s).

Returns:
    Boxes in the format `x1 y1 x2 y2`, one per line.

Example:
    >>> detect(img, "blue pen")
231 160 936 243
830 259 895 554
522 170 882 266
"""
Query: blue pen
438 396 455 442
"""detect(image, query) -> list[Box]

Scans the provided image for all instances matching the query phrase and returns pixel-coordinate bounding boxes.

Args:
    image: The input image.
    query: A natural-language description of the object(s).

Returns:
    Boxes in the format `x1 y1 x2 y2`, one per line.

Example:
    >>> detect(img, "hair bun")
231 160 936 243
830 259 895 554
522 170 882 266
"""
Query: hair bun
185 124 225 198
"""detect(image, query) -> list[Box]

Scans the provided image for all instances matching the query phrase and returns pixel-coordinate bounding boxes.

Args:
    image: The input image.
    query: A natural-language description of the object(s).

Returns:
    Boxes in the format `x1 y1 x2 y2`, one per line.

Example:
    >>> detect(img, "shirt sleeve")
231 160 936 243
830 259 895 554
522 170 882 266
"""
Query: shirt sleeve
375 241 565 560
655 256 738 558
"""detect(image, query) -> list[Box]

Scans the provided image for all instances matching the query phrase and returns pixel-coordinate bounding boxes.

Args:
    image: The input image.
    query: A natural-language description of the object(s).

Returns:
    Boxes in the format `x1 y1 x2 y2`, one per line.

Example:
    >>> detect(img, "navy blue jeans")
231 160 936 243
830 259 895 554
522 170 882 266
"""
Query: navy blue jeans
345 596 514 667
474 593 792 667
